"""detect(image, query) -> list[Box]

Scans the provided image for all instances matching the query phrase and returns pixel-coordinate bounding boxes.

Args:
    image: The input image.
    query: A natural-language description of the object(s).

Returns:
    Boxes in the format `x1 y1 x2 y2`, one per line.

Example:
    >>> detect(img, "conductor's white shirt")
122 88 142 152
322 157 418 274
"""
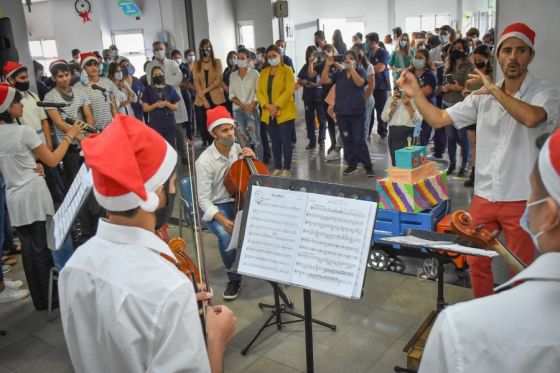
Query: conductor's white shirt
419 252 560 373
59 219 210 373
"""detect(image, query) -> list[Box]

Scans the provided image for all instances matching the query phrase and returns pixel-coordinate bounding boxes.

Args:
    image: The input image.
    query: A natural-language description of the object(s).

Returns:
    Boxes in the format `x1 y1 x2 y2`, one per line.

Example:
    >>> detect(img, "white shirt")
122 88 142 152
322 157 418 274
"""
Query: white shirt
447 72 560 202
115 81 137 115
148 58 188 123
195 142 242 222
59 219 209 373
419 252 560 373
229 68 260 110
381 97 423 128
19 91 48 145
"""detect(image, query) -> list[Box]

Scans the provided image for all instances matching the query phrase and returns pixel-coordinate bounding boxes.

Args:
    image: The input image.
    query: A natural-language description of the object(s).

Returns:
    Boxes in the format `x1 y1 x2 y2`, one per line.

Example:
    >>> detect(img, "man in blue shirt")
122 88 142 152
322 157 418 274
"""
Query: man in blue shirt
275 39 295 72
366 32 391 138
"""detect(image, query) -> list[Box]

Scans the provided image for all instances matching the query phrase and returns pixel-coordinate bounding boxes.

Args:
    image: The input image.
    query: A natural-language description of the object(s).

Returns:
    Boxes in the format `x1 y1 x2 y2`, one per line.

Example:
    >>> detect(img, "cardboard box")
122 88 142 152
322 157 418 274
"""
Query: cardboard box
377 171 449 213
395 146 428 169
389 161 438 184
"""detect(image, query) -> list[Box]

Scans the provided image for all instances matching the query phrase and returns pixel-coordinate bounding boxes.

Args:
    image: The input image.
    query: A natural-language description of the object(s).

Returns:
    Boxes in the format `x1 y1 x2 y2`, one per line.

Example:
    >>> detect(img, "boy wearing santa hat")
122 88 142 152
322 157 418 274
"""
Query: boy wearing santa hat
59 115 236 373
195 105 255 300
419 129 560 373
397 22 560 298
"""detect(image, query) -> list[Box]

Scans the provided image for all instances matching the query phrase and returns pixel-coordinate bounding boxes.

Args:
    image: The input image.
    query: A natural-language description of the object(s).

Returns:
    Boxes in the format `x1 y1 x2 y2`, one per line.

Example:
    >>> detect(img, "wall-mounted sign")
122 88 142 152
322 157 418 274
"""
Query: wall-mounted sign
118 0 142 17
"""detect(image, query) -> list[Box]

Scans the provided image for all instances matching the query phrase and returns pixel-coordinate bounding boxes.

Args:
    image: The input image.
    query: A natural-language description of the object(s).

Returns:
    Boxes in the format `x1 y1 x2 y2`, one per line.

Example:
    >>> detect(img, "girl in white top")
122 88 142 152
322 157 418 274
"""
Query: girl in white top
0 85 83 308
108 62 137 116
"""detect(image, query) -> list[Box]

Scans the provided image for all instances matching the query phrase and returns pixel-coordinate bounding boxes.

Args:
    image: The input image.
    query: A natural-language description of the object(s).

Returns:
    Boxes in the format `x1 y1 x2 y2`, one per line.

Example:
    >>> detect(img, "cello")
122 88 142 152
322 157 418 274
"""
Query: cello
223 126 270 210
450 210 527 274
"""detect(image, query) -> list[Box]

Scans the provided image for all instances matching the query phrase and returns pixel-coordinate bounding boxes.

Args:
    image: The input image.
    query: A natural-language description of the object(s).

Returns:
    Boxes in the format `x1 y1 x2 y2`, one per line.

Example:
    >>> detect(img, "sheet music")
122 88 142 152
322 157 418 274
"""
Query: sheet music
50 165 93 250
225 210 244 252
237 187 307 283
237 186 377 299
380 236 499 257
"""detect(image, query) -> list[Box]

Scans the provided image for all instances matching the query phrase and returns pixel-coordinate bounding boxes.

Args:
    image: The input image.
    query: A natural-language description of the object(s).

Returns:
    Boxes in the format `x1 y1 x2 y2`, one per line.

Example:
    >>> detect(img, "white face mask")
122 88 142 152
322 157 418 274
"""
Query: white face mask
268 57 280 66
174 59 181 65
114 71 123 80
154 50 165 60
236 59 248 69
519 198 560 253
187 55 196 64
344 61 356 69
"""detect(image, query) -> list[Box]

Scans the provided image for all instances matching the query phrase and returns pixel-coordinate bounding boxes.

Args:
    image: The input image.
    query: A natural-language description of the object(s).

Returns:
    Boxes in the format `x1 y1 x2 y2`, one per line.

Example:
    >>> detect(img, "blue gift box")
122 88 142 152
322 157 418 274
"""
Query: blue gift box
395 146 428 169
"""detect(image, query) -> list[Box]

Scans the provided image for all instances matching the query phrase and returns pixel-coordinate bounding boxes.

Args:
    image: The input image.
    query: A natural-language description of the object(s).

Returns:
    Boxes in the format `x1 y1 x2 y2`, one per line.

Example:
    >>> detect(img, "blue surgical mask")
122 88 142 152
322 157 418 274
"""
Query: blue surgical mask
187 55 196 64
413 58 425 69
439 34 448 43
80 69 89 86
519 198 560 253
400 40 408 48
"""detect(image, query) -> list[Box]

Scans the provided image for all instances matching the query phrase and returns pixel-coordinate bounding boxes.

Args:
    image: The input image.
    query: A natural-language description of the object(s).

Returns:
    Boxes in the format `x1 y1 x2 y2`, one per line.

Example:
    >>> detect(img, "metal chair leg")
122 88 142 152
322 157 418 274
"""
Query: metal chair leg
47 267 59 323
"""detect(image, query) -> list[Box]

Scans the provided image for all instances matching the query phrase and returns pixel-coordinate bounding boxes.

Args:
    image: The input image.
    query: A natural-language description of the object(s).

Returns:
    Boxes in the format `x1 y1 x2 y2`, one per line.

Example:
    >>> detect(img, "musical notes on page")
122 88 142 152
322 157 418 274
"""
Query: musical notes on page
237 186 377 299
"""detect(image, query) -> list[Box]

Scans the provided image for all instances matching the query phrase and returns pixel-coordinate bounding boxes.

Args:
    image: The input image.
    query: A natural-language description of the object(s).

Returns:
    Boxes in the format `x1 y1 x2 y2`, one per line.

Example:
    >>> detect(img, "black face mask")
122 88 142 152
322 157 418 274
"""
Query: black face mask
14 81 30 92
200 48 211 57
152 75 165 85
475 61 487 69
450 49 466 60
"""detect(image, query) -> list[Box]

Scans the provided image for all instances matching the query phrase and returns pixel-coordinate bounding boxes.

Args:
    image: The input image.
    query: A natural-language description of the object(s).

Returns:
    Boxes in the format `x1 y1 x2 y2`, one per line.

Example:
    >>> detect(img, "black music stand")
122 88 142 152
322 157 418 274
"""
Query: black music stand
232 175 379 373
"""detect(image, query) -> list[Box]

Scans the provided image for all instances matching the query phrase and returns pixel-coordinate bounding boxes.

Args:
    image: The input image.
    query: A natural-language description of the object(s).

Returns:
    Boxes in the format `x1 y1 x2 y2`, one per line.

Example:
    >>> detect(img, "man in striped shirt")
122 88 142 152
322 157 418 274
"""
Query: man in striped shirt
73 52 118 131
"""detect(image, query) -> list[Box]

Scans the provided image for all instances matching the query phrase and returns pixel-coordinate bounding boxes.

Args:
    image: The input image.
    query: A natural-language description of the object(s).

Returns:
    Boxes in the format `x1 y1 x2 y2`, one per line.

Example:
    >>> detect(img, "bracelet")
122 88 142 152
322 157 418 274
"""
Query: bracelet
63 136 73 144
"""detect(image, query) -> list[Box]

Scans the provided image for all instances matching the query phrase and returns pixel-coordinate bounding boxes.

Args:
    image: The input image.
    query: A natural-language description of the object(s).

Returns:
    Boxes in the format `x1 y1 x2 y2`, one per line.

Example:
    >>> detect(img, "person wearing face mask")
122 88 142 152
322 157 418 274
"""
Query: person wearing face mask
59 114 237 372
222 51 238 115
298 45 327 150
119 58 145 122
101 49 111 77
108 62 136 116
397 22 560 298
229 48 263 160
257 45 297 177
108 44 119 62
322 50 373 177
332 29 348 55
195 106 256 300
388 33 415 82
314 30 329 51
366 32 391 139
255 47 267 71
73 52 119 131
353 44 376 141
171 49 194 141
275 39 295 72
430 25 455 67
142 65 180 149
419 130 560 373
409 49 437 146
148 42 190 160
193 39 227 148
462 45 493 188
441 39 475 177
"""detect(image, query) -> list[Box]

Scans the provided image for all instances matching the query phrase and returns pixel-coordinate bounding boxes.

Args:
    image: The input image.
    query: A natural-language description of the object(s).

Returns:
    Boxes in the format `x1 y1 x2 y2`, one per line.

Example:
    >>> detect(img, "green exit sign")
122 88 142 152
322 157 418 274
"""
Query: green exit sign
118 0 142 17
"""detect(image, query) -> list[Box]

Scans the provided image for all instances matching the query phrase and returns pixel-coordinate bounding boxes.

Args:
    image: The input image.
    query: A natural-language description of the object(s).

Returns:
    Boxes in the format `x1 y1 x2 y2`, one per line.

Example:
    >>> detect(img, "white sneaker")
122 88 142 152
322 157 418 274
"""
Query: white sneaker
279 170 291 177
0 287 30 304
2 265 12 274
4 278 24 289
325 150 341 161
271 169 282 176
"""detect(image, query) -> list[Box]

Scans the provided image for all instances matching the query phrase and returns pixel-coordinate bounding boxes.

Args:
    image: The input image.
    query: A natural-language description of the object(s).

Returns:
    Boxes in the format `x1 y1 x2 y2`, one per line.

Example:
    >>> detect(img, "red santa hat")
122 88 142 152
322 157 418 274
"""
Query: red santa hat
539 129 560 204
81 115 177 212
3 61 27 80
80 52 99 69
496 23 535 53
206 105 235 134
0 84 16 113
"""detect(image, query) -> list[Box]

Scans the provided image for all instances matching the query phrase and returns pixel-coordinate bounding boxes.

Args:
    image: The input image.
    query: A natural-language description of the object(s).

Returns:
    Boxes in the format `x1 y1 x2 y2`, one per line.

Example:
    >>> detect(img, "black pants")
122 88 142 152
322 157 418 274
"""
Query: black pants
260 121 272 164
61 146 81 190
338 114 372 168
372 90 389 136
388 126 414 166
304 100 326 145
176 122 188 159
195 105 216 147
17 221 56 311
268 119 295 170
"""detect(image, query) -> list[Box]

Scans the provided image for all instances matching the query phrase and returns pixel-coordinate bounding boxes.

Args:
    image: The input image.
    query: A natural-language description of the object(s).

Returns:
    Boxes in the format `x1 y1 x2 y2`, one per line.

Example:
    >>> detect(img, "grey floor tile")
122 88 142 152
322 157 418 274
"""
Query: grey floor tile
223 346 260 373
263 334 330 372
32 321 67 348
0 364 14 373
369 360 400 373
0 336 54 370
243 357 303 373
15 346 73 373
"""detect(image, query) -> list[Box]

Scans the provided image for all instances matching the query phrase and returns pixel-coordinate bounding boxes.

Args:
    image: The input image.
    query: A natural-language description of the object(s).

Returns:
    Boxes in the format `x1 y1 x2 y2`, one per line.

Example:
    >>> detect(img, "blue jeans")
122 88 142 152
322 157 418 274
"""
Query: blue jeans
206 202 240 282
338 114 372 168
364 95 375 139
268 119 295 170
303 100 326 145
446 125 470 165
233 109 263 160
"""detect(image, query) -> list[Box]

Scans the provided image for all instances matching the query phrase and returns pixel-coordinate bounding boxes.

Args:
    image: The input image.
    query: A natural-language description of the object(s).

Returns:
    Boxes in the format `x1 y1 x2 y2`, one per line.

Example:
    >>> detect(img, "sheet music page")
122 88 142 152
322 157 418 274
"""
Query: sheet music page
291 193 377 298
225 210 244 252
237 186 307 283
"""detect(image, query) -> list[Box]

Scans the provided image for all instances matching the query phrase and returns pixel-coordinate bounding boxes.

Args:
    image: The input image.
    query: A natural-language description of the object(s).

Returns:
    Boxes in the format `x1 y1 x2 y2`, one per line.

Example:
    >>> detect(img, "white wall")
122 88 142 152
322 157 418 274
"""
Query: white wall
233 0 274 49
496 0 560 88
206 0 237 60
23 1 53 40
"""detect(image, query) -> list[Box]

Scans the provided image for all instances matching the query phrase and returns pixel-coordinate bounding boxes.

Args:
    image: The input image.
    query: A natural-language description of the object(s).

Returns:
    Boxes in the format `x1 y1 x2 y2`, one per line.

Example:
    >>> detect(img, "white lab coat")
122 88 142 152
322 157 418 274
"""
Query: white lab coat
59 219 210 373
419 252 560 373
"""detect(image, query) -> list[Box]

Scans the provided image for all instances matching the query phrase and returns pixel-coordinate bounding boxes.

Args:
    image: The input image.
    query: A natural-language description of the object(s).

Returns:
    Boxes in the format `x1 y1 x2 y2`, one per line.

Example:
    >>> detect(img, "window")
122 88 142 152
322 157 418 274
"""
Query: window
238 22 255 50
404 14 452 34
113 31 147 77
28 39 58 76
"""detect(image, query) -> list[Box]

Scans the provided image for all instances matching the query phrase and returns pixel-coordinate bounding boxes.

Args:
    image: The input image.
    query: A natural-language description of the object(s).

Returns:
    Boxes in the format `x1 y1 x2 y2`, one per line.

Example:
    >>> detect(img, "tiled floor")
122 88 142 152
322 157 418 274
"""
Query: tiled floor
0 121 476 372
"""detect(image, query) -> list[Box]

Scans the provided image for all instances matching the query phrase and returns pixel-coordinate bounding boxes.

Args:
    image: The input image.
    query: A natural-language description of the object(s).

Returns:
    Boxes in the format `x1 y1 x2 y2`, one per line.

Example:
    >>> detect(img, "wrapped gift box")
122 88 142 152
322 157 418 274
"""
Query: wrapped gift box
395 145 428 169
377 171 449 213
389 161 438 184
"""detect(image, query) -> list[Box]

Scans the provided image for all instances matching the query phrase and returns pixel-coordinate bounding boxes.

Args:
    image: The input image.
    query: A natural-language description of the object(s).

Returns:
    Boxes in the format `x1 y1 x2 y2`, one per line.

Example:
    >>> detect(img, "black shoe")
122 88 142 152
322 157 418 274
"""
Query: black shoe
318 141 325 149
223 280 241 300
447 162 456 175
365 167 375 178
305 142 316 149
457 167 468 177
344 166 358 175
464 167 475 187
327 146 335 153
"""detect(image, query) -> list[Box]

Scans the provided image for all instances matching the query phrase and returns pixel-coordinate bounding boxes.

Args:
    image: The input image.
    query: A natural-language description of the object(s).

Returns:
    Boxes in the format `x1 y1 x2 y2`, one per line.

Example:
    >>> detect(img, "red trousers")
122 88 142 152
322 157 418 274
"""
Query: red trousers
467 196 535 298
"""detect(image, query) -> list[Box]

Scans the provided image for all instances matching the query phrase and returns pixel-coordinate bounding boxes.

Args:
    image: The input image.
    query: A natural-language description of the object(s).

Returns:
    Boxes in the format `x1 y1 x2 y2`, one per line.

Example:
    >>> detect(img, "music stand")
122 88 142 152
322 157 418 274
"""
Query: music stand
232 175 379 373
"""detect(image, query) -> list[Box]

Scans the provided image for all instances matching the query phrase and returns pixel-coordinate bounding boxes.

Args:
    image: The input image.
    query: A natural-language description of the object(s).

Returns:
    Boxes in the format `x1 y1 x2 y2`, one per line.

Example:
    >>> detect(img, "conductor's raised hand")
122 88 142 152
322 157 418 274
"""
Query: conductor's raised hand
396 71 421 99
240 147 256 160
468 68 495 96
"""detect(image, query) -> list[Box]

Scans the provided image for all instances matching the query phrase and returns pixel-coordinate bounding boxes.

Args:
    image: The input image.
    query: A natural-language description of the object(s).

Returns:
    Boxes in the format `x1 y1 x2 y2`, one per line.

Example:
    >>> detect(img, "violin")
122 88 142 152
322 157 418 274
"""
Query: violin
156 224 201 284
223 126 270 210
450 210 527 274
